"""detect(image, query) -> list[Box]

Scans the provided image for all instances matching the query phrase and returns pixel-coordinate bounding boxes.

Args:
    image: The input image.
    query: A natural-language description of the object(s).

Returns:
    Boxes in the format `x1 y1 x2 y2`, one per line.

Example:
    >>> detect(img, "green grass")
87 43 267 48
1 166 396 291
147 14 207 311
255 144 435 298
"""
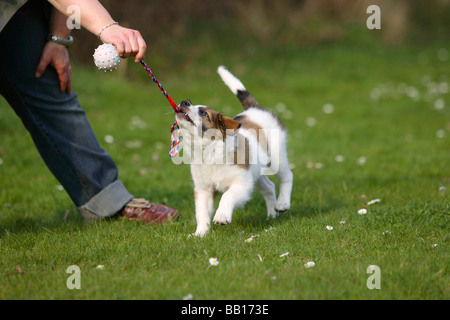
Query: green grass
0 40 448 300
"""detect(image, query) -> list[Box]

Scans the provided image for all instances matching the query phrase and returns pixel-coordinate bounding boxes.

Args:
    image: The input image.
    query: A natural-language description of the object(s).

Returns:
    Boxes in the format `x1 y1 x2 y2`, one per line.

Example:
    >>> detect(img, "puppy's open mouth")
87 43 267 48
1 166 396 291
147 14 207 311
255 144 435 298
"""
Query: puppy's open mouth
177 110 195 126
177 100 195 126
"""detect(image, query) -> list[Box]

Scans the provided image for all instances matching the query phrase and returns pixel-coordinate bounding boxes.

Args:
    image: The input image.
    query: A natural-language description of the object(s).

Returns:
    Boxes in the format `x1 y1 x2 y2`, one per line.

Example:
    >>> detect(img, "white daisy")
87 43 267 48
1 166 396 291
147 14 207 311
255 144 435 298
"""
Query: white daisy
323 103 334 114
128 116 147 130
358 208 367 215
104 134 114 144
436 129 445 138
357 156 367 165
306 117 317 127
314 162 324 169
433 98 445 110
275 102 287 113
326 225 333 231
96 265 104 270
125 140 143 149
304 261 315 268
283 110 293 120
209 258 219 266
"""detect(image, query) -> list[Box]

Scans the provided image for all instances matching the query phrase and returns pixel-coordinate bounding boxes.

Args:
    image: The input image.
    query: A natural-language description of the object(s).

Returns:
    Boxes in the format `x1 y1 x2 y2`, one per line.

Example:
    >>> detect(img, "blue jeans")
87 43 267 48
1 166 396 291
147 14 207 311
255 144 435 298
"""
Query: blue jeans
0 1 133 221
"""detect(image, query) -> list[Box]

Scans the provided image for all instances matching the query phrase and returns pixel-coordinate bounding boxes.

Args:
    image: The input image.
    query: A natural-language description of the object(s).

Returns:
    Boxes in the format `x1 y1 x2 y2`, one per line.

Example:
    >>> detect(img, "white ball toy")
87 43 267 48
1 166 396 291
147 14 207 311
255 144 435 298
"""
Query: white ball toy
93 44 121 72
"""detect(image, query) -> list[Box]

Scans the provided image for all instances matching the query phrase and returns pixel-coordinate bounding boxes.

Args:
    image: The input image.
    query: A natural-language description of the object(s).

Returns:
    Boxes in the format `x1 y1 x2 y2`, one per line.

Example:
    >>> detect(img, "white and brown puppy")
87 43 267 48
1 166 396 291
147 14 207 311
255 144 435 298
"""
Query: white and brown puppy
176 66 293 237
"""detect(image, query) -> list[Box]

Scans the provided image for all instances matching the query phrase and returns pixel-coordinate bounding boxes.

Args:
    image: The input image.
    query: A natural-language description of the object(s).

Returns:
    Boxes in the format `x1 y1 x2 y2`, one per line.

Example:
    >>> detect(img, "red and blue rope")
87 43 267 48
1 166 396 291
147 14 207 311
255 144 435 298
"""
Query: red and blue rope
140 60 181 157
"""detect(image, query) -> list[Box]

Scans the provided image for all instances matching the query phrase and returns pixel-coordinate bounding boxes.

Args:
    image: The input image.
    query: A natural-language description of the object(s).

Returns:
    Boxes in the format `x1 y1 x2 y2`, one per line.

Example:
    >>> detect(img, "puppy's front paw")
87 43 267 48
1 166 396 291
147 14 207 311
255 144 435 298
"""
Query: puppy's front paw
213 211 232 225
275 201 290 212
192 224 210 238
267 210 278 220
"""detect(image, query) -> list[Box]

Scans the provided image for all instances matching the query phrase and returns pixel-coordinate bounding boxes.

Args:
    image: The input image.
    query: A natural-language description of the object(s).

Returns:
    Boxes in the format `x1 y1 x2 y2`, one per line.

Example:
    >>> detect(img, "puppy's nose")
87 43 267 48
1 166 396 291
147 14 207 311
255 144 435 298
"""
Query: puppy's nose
180 100 192 107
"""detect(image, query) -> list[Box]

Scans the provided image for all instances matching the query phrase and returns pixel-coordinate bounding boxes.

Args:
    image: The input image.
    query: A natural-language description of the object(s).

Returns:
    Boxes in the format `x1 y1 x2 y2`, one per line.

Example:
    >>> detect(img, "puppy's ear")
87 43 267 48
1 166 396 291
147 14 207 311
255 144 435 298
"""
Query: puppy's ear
218 114 240 138
223 116 241 132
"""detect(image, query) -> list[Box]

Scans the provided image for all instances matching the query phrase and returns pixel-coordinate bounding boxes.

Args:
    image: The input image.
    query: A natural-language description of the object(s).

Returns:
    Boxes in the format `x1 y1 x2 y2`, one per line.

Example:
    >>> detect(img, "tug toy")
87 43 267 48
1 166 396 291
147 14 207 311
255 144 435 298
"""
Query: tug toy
139 60 181 157
93 44 181 157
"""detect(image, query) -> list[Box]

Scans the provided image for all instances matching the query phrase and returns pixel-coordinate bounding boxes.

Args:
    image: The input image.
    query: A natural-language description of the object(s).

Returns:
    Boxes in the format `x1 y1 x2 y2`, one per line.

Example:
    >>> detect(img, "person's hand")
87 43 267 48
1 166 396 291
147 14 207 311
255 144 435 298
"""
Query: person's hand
35 41 72 94
99 24 147 62
47 1 147 62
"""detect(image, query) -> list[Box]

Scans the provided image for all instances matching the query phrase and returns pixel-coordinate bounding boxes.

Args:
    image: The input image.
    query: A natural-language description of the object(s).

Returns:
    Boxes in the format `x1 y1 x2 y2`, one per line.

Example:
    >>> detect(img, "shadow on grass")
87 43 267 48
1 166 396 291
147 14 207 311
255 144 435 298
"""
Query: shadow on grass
220 194 346 234
0 208 86 236
0 186 349 237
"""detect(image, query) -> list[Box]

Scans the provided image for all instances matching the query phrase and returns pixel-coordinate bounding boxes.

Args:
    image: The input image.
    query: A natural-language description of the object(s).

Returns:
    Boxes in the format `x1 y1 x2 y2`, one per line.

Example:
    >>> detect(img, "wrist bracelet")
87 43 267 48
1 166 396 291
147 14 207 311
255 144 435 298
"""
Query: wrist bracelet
48 34 73 48
97 21 119 39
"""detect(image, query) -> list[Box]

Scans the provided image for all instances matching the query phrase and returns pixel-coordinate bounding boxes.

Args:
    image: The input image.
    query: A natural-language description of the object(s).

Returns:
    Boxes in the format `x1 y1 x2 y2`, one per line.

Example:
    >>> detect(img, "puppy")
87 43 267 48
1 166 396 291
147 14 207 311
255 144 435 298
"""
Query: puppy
176 66 293 237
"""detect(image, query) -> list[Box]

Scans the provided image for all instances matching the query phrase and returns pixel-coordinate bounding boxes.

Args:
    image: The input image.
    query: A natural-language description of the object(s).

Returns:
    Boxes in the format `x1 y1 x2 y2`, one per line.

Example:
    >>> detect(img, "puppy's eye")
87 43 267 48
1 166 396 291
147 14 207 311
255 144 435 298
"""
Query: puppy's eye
199 110 208 117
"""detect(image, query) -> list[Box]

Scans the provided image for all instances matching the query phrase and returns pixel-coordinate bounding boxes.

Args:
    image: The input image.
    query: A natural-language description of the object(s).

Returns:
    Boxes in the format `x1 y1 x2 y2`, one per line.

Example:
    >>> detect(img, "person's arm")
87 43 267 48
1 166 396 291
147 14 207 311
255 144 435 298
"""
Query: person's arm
48 0 146 62
35 7 72 93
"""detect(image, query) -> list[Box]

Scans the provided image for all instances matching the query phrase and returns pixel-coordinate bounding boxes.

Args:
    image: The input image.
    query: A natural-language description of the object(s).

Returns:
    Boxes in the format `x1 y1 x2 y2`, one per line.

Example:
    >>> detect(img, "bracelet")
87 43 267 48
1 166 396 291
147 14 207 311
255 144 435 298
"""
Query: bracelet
97 21 119 39
48 34 74 48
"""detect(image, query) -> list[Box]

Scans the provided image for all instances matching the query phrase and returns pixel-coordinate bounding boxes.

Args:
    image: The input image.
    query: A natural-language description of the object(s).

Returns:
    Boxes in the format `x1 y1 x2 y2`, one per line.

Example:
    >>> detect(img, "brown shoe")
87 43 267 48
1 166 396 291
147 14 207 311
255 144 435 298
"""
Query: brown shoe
119 198 179 224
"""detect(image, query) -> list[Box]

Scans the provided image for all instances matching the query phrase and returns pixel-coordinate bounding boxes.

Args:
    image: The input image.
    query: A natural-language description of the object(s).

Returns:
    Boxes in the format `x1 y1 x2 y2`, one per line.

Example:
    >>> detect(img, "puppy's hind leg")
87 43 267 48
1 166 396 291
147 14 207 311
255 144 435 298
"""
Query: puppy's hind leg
275 152 293 212
256 175 277 219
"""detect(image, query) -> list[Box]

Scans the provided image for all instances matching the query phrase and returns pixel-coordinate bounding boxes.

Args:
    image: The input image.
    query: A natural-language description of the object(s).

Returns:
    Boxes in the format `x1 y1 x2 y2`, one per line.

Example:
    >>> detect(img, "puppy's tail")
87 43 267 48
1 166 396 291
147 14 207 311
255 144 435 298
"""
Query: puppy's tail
217 66 259 110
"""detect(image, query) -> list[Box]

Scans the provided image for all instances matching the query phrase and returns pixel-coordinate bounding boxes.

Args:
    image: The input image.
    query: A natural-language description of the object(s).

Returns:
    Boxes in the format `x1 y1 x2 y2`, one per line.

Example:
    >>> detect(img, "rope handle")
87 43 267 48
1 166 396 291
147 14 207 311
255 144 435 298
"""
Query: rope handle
140 60 181 157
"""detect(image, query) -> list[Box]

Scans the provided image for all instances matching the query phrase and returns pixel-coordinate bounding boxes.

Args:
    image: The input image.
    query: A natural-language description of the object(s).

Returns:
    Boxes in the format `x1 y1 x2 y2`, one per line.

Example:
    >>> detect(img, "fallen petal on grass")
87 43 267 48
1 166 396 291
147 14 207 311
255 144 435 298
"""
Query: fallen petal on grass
367 199 381 205
183 293 194 300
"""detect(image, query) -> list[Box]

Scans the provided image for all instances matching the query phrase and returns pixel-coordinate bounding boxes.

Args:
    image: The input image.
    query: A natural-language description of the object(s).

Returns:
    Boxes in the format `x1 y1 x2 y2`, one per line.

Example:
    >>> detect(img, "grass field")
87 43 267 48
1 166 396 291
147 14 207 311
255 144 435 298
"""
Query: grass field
0 39 448 300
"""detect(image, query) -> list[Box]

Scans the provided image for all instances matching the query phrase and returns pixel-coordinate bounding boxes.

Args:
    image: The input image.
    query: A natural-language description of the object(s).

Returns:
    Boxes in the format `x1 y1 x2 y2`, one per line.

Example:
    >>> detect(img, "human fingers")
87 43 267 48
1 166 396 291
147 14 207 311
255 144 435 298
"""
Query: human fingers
100 26 146 61
134 33 147 62
51 50 71 93
35 53 51 78
113 38 125 58
52 58 71 93
129 31 139 58
36 43 71 93
117 30 138 58
57 67 67 93
67 66 72 94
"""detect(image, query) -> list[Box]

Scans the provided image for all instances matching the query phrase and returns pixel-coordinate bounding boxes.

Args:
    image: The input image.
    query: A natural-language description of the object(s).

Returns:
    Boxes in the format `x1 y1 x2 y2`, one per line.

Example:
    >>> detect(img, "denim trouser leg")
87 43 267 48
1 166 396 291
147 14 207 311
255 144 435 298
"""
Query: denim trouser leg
0 1 133 221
